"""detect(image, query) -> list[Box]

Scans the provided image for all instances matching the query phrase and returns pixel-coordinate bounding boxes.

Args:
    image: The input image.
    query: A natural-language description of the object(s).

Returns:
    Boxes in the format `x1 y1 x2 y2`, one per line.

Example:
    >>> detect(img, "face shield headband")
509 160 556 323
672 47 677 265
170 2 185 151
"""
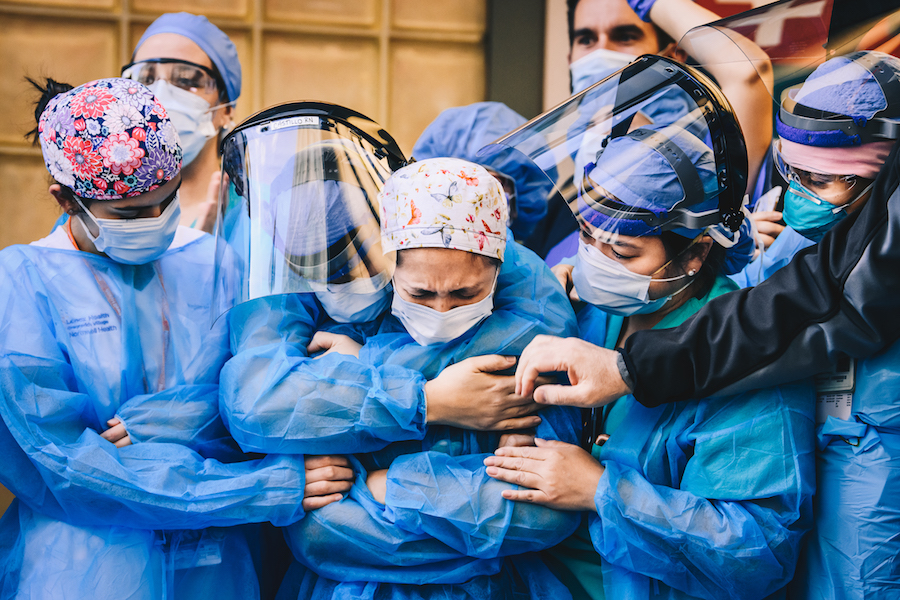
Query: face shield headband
577 127 719 238
777 52 900 148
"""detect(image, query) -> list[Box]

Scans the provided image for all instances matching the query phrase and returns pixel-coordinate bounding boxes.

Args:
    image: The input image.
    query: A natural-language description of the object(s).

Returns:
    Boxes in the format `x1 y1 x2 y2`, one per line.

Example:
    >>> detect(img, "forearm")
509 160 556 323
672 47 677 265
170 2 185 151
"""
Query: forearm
284 477 503 584
220 348 427 455
116 384 243 461
385 452 580 558
592 462 806 599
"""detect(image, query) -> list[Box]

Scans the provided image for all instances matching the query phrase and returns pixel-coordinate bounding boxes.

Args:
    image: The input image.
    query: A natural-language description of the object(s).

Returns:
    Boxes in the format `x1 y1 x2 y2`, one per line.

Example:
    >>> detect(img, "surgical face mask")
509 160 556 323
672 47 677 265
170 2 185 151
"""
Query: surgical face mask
147 80 221 166
570 48 634 94
783 179 872 243
572 238 691 316
316 283 391 323
75 194 181 265
391 278 496 346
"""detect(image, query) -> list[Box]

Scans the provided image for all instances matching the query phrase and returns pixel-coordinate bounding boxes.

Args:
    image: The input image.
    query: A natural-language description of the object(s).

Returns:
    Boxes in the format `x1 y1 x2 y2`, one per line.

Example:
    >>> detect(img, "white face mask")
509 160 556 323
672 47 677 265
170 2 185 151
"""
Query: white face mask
147 80 226 166
315 282 391 324
391 280 496 346
570 48 635 94
75 195 181 265
572 238 690 316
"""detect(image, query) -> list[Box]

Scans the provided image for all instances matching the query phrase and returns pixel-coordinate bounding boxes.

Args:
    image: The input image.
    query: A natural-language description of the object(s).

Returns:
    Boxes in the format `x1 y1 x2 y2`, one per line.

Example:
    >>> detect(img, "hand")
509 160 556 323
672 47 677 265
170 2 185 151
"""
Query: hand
101 418 132 448
366 469 388 504
497 433 536 449
303 455 355 511
551 263 581 304
516 335 630 408
750 210 785 250
308 331 362 359
196 170 221 234
484 438 604 511
424 355 547 431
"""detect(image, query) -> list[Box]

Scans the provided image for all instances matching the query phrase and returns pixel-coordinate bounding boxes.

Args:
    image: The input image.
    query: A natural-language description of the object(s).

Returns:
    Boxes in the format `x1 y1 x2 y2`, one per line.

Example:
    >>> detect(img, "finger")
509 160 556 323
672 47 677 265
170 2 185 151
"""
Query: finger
758 234 776 249
755 221 785 236
515 337 555 397
306 331 336 355
750 210 782 222
114 436 132 448
484 446 548 462
533 382 607 408
500 488 551 504
532 376 556 388
494 416 543 431
106 418 120 427
485 466 544 489
568 286 581 303
306 466 356 484
533 438 573 449
467 354 517 374
302 493 345 511
305 479 354 497
101 423 126 442
497 434 536 448
305 455 351 469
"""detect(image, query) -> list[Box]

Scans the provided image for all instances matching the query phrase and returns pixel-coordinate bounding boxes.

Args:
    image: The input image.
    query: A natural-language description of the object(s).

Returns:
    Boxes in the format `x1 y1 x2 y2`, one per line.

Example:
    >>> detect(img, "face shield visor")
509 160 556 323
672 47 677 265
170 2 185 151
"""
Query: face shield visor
483 55 747 242
212 102 407 322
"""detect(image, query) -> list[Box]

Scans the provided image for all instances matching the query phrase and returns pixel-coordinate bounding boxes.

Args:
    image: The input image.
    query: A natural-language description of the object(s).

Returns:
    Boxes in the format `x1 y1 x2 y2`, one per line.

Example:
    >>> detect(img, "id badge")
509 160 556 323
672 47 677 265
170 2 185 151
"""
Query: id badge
814 356 855 424
171 532 224 570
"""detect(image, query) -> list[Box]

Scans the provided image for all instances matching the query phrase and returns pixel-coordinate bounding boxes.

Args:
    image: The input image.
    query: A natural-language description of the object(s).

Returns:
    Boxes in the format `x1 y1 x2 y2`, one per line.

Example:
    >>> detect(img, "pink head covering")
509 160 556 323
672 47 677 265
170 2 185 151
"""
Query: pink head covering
779 138 893 179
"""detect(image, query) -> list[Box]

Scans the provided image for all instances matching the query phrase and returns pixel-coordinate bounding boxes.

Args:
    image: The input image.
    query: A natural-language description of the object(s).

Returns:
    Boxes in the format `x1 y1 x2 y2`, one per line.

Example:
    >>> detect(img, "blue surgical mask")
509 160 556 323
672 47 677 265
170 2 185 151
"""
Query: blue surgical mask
76 195 181 265
391 281 496 346
572 238 690 316
782 180 869 243
147 80 225 166
316 283 391 323
570 48 634 94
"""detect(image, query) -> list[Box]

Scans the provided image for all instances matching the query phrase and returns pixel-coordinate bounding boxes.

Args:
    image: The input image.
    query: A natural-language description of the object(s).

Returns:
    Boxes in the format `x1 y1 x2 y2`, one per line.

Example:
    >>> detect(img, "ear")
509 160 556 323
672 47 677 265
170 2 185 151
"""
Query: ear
660 43 688 63
684 237 714 276
49 184 80 215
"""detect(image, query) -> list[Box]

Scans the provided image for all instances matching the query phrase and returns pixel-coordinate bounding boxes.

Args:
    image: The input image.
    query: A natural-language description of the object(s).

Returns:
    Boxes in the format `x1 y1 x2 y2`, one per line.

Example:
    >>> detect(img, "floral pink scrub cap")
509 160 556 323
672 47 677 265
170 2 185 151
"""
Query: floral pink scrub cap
38 77 182 200
379 157 508 261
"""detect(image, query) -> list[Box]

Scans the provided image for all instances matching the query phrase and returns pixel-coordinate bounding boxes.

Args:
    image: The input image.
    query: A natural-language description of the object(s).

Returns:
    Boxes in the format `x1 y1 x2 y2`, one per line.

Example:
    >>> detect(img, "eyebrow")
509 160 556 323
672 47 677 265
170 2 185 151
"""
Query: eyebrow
609 24 646 39
572 27 596 41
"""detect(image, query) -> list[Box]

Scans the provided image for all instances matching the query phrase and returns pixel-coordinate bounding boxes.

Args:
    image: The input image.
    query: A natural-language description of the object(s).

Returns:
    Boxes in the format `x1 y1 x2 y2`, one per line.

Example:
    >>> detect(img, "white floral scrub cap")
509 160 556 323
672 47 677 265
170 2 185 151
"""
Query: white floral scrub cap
379 157 508 261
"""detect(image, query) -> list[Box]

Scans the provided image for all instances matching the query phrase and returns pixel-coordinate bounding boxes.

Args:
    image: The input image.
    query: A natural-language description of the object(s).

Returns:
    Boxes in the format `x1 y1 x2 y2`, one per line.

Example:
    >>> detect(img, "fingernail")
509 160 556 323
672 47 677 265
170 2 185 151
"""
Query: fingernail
486 467 498 476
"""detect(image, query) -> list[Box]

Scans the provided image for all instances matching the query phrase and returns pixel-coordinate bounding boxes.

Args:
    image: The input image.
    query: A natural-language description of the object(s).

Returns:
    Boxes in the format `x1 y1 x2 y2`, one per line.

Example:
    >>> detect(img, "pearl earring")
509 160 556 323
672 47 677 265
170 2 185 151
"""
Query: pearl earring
688 269 697 277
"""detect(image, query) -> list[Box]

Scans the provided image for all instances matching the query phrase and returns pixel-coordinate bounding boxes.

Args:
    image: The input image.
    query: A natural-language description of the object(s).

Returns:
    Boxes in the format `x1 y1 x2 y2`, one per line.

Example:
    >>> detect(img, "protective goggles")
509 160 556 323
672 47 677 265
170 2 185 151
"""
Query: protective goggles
772 140 864 202
121 58 223 96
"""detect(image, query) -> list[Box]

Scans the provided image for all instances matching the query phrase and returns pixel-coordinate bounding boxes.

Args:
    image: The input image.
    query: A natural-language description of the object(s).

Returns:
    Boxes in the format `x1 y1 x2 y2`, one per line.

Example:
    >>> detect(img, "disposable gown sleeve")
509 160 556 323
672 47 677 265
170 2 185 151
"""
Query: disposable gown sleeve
115 384 244 461
382 405 582 559
0 354 308 530
219 295 428 455
624 144 900 406
590 384 815 599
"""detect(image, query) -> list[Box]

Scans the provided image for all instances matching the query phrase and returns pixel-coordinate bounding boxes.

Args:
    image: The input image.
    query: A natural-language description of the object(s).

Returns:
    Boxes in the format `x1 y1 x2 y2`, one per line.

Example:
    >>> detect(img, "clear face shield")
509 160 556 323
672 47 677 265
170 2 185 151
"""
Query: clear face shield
483 55 747 243
212 104 407 322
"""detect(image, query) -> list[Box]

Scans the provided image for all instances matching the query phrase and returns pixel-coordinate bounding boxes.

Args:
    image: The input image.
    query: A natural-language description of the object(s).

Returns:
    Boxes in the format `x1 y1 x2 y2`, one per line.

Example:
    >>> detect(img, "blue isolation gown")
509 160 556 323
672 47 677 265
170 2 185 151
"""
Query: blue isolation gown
725 224 900 599
549 276 816 600
219 240 582 599
0 227 309 600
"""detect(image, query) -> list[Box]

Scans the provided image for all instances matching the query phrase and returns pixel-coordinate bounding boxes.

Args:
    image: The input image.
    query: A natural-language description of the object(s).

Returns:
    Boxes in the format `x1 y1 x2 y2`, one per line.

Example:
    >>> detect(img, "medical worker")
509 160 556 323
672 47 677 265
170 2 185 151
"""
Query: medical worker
727 51 900 599
411 102 553 241
537 0 774 264
483 56 815 599
217 102 569 460
270 157 581 599
0 78 311 600
122 12 240 231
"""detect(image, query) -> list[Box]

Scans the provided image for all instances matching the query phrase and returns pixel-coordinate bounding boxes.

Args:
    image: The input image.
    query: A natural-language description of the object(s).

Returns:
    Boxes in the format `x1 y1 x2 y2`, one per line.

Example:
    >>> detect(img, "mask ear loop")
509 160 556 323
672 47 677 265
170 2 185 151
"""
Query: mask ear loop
649 227 711 281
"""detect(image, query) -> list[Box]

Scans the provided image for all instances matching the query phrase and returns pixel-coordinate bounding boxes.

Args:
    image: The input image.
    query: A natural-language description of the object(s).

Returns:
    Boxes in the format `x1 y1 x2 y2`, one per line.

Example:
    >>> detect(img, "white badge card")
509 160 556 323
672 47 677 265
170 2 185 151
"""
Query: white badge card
814 357 855 424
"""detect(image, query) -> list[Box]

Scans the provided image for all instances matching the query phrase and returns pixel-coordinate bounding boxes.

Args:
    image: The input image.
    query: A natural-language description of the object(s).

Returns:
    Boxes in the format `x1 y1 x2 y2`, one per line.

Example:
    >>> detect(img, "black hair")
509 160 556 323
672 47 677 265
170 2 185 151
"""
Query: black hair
566 0 674 52
24 77 73 145
659 230 725 299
